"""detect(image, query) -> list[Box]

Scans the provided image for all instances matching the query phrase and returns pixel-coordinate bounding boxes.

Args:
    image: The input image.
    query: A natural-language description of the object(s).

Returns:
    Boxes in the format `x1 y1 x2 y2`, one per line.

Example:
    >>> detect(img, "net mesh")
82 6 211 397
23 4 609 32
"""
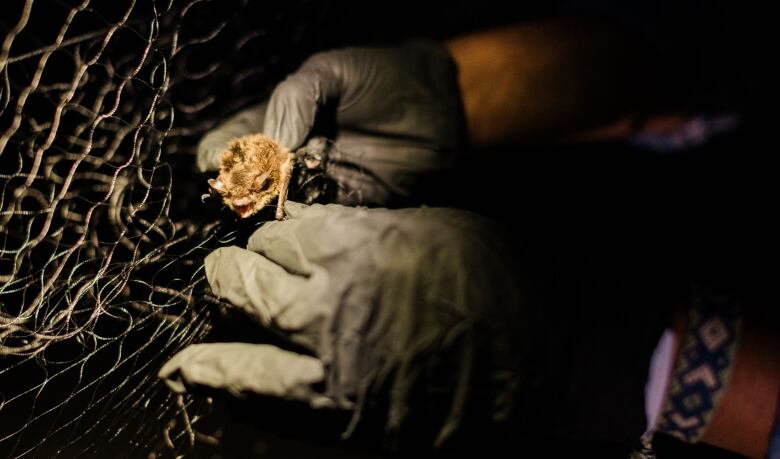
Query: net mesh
0 0 332 456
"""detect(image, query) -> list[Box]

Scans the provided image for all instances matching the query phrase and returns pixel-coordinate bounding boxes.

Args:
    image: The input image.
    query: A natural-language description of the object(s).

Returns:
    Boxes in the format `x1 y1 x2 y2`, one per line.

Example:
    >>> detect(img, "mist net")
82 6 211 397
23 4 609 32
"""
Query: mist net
0 0 332 456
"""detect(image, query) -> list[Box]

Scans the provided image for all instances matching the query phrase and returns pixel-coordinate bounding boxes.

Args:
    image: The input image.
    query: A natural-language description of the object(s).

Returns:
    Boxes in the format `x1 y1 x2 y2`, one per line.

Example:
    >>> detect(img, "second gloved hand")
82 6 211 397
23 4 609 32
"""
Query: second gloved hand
159 202 526 447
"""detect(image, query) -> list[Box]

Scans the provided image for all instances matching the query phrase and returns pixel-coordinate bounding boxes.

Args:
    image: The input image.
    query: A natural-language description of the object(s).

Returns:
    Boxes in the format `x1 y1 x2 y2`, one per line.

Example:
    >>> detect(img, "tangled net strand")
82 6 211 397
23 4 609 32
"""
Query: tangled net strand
0 0 329 456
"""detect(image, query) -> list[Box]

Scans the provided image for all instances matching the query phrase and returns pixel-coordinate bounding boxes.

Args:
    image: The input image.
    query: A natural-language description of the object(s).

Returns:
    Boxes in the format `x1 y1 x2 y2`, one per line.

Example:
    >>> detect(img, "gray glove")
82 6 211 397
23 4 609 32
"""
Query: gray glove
197 42 465 206
159 202 526 447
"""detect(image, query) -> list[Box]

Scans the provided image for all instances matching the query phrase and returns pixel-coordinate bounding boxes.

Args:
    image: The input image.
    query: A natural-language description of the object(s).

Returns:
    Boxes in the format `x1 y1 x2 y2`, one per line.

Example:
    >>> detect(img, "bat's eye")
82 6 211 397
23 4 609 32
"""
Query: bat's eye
253 172 271 191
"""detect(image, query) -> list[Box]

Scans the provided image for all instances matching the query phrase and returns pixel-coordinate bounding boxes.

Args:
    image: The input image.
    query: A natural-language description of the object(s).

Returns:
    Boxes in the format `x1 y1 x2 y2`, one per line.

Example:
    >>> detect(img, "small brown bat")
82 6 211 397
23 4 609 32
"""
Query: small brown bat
208 134 294 220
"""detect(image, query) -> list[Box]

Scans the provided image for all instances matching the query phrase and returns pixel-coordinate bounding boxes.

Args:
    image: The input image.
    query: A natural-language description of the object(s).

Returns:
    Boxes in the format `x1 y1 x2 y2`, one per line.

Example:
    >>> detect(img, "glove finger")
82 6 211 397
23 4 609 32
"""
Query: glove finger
281 200 326 220
263 54 341 150
205 246 326 331
247 203 395 272
158 342 336 408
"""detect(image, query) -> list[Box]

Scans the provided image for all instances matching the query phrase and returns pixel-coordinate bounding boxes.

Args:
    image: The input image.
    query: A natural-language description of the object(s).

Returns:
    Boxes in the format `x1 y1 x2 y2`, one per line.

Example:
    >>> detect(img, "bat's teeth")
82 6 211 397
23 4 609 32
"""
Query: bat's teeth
236 203 253 218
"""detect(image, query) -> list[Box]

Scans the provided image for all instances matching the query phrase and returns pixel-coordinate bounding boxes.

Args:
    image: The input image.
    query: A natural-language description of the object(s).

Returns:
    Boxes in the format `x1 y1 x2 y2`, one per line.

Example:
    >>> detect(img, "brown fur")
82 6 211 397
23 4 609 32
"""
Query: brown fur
208 134 294 219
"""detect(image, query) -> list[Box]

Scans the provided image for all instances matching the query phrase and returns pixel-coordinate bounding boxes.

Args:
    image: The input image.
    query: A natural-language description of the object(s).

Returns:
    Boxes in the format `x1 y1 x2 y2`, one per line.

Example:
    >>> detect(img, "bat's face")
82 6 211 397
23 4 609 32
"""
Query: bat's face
209 160 279 218
209 167 279 218
208 134 288 218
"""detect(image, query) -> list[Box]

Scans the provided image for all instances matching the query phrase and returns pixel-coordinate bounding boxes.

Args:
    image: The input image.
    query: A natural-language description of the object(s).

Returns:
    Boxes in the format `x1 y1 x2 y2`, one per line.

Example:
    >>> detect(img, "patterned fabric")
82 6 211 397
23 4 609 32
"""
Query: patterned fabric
655 289 741 442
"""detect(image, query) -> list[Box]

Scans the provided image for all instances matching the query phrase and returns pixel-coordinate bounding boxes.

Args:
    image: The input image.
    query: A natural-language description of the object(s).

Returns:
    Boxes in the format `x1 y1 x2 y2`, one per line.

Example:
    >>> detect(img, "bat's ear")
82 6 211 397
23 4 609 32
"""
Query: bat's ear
253 172 270 190
208 178 225 193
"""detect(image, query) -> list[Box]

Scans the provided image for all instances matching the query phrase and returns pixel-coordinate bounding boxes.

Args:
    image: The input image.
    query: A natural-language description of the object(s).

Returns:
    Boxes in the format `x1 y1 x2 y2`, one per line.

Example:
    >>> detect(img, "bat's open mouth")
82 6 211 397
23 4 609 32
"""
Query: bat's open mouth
235 203 254 218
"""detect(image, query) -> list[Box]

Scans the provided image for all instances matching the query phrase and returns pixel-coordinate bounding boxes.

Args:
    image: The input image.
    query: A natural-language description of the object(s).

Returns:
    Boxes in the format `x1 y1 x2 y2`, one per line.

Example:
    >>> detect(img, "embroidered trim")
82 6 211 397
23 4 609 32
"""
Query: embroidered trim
655 288 741 443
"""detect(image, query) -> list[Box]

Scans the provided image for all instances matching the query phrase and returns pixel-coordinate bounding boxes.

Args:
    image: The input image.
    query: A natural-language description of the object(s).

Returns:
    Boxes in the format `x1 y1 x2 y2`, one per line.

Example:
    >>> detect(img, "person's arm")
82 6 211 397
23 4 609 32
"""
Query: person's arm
444 17 663 147
199 17 675 175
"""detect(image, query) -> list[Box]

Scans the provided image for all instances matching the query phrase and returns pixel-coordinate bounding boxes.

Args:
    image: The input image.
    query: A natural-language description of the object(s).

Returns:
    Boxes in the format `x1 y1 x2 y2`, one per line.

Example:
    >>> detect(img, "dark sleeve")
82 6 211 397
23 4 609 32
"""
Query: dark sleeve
514 255 672 449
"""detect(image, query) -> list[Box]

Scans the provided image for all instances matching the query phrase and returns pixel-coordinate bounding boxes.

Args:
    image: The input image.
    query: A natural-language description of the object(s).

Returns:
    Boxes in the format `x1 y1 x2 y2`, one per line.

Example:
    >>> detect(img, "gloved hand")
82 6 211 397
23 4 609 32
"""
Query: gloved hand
159 202 526 447
197 42 465 207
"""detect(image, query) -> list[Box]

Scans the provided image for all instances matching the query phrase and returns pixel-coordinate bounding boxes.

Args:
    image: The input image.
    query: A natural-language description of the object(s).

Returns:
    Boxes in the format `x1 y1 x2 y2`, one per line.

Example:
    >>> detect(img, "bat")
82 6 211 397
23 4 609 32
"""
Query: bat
207 134 294 220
